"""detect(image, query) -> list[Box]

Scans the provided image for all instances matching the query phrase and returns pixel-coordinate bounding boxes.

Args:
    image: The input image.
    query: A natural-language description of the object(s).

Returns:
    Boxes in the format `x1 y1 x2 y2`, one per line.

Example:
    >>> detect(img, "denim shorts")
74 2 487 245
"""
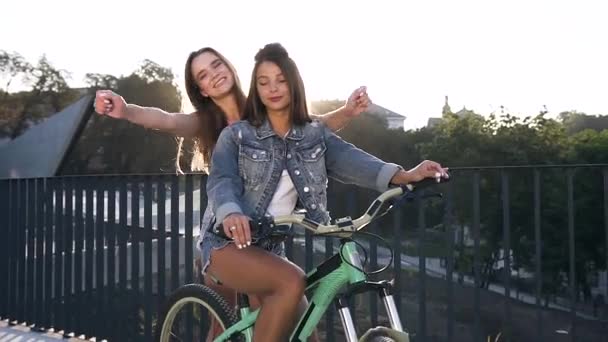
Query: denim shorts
198 229 286 282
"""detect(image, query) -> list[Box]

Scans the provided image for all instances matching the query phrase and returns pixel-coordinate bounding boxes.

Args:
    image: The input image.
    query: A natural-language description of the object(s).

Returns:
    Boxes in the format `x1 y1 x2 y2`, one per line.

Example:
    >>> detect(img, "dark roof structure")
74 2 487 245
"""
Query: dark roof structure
0 94 94 179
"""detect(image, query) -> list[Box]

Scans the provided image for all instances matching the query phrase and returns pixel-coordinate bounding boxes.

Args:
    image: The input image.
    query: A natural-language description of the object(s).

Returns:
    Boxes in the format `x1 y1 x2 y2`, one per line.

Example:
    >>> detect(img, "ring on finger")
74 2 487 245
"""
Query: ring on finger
229 226 237 232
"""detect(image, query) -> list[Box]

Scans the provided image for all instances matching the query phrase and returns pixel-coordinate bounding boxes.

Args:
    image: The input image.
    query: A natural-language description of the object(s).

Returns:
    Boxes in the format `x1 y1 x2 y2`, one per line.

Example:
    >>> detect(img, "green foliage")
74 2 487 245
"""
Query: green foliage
315 100 607 303
569 129 608 163
420 112 568 167
0 51 184 174
134 59 176 84
0 51 182 174
84 73 119 90
0 53 79 139
560 110 608 134
63 64 183 175
0 50 33 93
118 73 182 113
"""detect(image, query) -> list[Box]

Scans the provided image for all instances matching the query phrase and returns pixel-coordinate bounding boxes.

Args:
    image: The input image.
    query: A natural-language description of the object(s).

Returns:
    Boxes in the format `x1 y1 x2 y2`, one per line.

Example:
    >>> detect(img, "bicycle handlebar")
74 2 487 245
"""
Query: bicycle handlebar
213 173 450 238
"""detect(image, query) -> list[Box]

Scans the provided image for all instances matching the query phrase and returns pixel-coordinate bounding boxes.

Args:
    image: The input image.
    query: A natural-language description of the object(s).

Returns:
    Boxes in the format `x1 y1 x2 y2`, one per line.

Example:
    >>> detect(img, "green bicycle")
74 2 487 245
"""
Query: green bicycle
155 175 448 342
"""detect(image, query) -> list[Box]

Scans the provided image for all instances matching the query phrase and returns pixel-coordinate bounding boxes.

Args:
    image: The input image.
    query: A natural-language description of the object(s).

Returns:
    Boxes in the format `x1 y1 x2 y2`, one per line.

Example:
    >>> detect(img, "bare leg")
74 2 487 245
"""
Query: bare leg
200 254 315 340
207 244 306 342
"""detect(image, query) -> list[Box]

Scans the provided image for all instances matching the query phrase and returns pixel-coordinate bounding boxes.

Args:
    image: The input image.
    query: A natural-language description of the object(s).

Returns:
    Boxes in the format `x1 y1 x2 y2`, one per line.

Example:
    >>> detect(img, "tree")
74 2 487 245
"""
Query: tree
559 110 608 135
413 110 581 296
61 59 183 175
564 129 608 299
84 73 119 90
1 54 79 139
0 51 34 138
0 50 33 95
135 59 176 84
311 99 419 166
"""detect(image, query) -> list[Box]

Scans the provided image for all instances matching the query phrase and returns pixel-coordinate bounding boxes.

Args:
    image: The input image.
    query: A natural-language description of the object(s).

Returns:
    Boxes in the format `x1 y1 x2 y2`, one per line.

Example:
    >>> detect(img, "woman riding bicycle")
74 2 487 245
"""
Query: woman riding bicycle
203 42 448 342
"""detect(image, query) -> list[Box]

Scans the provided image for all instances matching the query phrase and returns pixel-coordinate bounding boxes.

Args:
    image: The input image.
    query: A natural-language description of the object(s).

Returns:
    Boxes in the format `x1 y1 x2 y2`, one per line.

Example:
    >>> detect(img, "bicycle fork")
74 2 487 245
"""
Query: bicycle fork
336 281 404 342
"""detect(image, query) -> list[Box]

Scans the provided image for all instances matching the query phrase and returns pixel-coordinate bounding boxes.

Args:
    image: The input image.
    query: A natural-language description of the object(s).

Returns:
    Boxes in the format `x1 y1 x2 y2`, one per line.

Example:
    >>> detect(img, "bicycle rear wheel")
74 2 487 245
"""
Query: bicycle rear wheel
155 283 241 342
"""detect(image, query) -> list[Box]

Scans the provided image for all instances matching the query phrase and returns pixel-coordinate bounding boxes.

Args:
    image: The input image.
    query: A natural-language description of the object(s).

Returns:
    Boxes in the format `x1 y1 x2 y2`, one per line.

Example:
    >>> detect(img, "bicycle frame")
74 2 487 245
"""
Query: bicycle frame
214 241 403 342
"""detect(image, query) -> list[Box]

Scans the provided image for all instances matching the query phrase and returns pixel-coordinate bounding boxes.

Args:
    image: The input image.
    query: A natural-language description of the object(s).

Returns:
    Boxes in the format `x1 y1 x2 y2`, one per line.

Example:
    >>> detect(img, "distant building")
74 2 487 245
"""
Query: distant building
426 95 482 128
453 106 478 118
366 103 406 130
426 117 443 129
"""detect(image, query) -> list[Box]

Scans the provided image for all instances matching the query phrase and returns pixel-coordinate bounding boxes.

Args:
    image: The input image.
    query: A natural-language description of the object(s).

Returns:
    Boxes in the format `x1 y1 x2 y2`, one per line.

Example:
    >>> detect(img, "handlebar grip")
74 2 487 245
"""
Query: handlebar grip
212 216 276 239
213 224 229 239
213 222 254 239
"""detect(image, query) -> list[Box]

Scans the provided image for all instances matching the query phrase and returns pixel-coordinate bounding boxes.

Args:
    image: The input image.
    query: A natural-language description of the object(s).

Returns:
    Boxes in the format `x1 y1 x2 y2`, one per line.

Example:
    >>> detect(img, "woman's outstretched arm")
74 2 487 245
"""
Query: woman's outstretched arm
311 86 370 131
94 90 201 137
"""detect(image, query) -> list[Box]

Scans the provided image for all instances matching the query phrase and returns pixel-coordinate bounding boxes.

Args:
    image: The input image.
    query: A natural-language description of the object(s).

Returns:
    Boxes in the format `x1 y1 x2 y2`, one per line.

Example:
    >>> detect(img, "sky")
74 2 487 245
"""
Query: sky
2 0 607 129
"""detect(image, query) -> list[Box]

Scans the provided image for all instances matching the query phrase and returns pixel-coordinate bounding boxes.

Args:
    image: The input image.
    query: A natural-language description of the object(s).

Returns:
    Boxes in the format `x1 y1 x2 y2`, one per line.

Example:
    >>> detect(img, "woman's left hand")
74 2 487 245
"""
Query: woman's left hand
392 160 449 185
407 160 449 182
344 86 371 117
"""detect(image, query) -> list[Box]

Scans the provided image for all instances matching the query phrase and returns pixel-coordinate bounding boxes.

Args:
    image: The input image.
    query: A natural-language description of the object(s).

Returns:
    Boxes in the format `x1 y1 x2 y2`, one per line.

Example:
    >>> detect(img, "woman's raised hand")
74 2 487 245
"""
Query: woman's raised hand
94 90 128 119
344 86 371 117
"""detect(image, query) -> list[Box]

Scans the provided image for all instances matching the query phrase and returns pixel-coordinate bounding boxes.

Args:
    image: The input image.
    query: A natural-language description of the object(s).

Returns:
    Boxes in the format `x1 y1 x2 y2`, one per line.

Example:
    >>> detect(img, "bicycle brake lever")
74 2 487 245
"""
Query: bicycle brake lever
408 172 451 191
390 190 441 209
388 192 417 208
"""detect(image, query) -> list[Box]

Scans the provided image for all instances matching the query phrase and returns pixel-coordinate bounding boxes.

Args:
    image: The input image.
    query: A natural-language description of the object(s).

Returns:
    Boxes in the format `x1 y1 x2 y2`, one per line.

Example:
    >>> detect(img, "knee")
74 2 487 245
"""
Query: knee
277 265 306 299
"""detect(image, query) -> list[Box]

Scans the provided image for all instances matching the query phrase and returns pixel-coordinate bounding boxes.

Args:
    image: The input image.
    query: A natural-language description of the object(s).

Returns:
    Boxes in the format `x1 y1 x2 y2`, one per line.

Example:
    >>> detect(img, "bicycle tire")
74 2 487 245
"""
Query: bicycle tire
155 283 242 342
367 335 397 342
359 326 410 342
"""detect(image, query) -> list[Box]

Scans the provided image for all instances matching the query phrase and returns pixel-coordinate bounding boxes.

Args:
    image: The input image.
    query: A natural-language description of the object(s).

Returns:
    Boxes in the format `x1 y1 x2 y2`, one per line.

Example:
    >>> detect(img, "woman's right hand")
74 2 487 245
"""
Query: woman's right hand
222 213 251 249
94 90 128 119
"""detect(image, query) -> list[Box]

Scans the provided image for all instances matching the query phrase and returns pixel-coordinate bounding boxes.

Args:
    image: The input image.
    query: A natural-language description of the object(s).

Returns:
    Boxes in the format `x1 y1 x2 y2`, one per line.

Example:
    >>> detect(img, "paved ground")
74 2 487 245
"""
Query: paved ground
0 322 90 342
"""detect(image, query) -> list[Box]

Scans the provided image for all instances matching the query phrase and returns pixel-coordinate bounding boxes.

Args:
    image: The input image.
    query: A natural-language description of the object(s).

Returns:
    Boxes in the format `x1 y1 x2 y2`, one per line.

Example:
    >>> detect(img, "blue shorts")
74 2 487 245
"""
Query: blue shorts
198 230 286 281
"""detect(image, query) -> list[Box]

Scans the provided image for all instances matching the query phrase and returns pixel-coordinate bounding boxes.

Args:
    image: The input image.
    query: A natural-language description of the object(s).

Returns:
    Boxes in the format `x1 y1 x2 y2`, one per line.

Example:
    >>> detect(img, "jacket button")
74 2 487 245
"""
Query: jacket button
304 186 310 193
252 154 257 159
287 153 292 159
310 204 317 210
294 170 301 176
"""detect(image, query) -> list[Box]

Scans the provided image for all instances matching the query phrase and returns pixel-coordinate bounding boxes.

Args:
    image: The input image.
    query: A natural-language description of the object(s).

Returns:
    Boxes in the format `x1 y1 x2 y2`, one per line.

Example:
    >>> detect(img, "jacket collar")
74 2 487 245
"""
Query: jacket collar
255 119 304 141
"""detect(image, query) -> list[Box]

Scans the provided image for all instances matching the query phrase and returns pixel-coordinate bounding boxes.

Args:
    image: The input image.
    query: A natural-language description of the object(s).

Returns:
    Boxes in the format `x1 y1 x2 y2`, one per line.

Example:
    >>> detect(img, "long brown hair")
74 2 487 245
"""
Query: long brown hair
177 47 246 173
243 43 311 127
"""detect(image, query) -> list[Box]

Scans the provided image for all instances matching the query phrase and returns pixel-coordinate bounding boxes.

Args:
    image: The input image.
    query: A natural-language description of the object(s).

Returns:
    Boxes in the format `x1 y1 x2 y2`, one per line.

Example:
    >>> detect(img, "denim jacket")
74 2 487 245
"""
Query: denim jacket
205 119 403 229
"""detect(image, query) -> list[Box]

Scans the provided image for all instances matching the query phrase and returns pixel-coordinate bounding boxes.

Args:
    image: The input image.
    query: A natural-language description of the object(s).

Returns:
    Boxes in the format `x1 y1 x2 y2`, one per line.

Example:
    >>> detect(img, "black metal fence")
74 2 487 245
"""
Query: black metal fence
1 165 607 341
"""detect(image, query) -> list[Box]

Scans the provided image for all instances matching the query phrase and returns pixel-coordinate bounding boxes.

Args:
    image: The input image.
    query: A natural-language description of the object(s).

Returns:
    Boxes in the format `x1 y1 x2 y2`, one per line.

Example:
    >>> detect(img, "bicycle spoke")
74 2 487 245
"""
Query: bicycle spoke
169 331 184 342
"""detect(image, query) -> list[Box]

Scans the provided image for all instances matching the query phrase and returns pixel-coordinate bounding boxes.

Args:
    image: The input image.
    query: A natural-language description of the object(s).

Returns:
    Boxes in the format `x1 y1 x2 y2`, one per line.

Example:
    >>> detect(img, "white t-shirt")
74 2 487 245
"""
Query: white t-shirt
266 169 298 217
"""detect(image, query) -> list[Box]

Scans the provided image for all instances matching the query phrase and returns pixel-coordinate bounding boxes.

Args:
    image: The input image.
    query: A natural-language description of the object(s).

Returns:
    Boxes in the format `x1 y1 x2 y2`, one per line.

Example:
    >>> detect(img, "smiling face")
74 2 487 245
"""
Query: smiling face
255 61 291 112
243 43 311 127
190 51 235 99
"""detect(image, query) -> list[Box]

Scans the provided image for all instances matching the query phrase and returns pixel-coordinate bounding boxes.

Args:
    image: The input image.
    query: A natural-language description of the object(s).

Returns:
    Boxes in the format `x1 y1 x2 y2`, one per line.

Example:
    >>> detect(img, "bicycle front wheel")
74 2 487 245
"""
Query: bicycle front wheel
155 283 240 342
359 326 410 342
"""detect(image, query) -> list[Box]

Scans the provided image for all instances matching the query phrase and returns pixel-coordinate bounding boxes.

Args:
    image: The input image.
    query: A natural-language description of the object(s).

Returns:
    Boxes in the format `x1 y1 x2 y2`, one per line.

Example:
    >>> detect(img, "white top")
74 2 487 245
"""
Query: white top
266 169 298 217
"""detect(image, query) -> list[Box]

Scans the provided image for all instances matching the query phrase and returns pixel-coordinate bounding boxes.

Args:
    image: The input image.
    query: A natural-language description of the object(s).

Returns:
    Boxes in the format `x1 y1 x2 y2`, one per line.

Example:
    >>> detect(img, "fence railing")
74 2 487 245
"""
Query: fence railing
1 165 607 341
